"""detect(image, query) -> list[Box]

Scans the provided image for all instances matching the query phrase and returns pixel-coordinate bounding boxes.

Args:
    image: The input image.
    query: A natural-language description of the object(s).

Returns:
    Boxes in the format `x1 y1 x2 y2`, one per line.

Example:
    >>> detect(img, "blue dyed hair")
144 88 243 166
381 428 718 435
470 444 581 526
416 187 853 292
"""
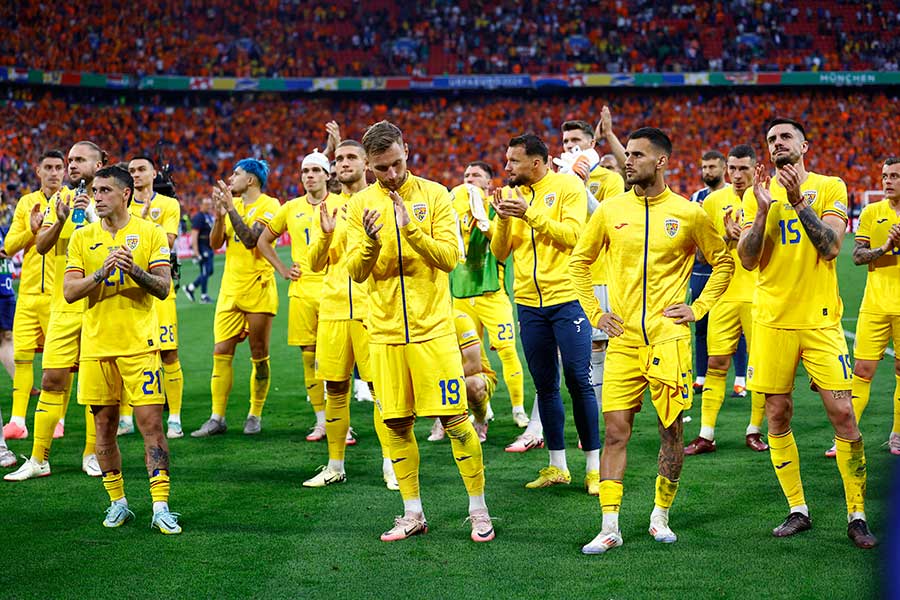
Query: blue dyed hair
235 158 270 190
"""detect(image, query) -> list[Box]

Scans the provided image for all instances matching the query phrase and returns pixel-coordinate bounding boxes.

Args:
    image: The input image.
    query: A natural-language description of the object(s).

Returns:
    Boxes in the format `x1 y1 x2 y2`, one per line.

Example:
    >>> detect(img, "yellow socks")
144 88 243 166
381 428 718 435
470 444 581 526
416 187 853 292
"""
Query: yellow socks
84 406 96 457
443 414 485 497
248 356 270 418
302 350 325 414
103 470 126 503
210 354 234 417
386 418 420 501
654 474 680 509
851 375 872 424
893 376 900 435
31 389 65 463
11 351 35 420
372 391 391 460
324 384 351 462
149 469 171 504
699 368 727 440
599 479 624 531
748 391 766 432
162 360 184 420
768 430 805 510
497 345 524 409
834 436 866 515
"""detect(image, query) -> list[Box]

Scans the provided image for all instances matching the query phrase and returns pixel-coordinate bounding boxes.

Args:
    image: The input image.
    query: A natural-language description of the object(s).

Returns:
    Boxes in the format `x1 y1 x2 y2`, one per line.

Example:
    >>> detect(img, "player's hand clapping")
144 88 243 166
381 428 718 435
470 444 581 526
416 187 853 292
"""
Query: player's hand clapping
212 180 234 213
319 200 339 234
390 191 410 228
363 208 383 241
723 211 742 241
778 163 804 206
752 163 773 214
30 203 44 233
492 187 528 219
884 224 900 252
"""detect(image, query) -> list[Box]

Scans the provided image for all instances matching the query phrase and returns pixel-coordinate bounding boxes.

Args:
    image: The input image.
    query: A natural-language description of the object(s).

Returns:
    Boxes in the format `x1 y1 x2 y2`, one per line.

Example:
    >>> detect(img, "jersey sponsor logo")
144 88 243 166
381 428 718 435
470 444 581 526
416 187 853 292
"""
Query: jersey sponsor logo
544 192 556 208
150 207 161 220
125 234 139 250
589 182 600 196
89 242 103 250
877 218 889 224
664 218 680 238
614 222 628 229
801 190 817 205
412 202 428 222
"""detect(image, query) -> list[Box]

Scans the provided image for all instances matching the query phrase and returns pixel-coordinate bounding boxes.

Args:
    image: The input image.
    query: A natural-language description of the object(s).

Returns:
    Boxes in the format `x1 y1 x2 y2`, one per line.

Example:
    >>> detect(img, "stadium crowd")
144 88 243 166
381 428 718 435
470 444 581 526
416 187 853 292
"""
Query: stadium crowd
2 0 898 77
0 87 895 214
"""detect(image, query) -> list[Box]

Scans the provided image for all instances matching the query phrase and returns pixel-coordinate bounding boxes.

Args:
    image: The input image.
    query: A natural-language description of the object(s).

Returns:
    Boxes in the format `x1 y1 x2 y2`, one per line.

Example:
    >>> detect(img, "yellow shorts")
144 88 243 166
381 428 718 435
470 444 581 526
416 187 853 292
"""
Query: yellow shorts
12 293 50 352
155 295 178 351
707 301 753 356
315 319 370 382
853 312 900 361
289 294 319 347
748 321 852 394
213 278 278 343
370 333 466 420
77 352 164 407
42 311 83 370
602 338 693 428
453 289 516 350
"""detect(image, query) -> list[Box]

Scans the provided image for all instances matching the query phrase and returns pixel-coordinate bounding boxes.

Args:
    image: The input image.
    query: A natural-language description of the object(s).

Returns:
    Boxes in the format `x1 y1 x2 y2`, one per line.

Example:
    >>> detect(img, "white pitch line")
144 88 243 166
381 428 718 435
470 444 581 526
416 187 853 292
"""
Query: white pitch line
844 329 896 357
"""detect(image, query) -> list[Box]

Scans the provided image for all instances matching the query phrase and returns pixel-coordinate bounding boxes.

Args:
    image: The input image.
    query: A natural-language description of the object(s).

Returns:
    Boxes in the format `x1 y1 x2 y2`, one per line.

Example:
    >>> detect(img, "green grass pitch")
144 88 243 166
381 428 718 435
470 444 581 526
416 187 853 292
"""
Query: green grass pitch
0 239 892 599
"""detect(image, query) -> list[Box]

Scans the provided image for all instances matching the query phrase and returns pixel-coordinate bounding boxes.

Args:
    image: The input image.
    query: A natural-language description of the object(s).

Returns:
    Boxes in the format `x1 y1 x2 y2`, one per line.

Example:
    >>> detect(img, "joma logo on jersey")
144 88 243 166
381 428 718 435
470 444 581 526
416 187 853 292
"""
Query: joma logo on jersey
664 218 680 238
125 235 139 250
150 207 161 220
412 203 427 222
544 193 556 208
589 183 600 196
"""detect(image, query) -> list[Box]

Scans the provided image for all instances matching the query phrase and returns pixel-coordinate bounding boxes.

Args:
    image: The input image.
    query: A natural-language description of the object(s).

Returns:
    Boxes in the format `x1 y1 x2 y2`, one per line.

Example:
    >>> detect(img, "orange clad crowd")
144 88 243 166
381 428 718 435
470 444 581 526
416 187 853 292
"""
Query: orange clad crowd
2 0 897 78
0 87 894 215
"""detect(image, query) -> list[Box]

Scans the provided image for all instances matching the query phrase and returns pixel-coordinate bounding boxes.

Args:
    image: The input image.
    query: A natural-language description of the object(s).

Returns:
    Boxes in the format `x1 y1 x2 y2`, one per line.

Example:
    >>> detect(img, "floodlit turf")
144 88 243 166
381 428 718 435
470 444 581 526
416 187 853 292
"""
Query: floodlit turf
0 240 892 599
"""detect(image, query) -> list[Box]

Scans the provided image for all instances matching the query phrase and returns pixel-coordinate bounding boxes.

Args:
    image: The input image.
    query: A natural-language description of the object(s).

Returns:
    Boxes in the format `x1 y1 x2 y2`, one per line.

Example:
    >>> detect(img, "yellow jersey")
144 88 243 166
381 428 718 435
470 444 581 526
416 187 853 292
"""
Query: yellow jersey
130 192 180 299
855 199 900 315
41 189 88 314
307 191 369 321
346 173 458 344
742 172 848 329
65 216 170 359
491 170 587 308
587 166 625 286
4 189 55 296
703 186 757 303
454 311 496 382
220 194 280 297
570 186 734 348
266 193 334 299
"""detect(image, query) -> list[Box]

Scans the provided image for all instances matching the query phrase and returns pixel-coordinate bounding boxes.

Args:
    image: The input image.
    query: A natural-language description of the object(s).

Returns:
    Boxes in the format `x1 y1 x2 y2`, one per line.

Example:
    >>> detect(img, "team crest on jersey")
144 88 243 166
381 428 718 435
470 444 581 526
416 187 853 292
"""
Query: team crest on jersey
664 218 680 238
150 207 161 220
589 182 600 196
412 203 428 222
125 234 139 250
544 192 556 208
801 190 817 205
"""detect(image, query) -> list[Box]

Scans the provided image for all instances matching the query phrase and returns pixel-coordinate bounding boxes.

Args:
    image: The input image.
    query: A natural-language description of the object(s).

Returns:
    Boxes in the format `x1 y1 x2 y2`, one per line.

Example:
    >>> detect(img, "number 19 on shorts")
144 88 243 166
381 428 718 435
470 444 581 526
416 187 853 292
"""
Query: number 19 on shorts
439 378 462 405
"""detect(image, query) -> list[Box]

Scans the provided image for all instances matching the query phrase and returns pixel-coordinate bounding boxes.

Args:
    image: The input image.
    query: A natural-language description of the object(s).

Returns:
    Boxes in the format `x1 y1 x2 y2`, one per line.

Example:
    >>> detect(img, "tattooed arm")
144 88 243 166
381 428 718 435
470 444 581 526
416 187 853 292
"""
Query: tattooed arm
795 205 844 261
853 225 900 265
737 163 772 271
129 264 172 301
228 209 266 249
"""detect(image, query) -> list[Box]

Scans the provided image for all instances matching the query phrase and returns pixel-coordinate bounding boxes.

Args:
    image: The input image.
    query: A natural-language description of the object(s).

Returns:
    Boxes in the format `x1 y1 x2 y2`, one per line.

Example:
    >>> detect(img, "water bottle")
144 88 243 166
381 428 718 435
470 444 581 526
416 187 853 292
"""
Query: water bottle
72 179 86 225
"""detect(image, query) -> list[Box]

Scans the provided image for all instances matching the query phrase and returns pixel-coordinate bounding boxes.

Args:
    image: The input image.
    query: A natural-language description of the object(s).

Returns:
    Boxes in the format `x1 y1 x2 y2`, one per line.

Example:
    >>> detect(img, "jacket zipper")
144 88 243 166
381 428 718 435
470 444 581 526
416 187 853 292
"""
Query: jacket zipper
641 197 650 345
529 189 542 307
394 216 410 343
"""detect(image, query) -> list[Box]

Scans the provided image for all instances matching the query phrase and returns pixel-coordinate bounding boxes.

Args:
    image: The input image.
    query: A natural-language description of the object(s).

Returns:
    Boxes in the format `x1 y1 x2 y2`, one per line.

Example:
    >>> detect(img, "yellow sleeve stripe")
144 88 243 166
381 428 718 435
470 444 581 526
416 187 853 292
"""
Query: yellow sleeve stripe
822 209 847 221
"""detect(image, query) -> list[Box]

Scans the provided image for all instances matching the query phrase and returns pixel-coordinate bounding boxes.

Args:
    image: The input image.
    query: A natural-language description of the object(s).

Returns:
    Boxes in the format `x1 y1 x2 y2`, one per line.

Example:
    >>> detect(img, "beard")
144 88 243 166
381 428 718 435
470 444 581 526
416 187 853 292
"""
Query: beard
702 174 723 188
507 173 528 187
774 150 801 169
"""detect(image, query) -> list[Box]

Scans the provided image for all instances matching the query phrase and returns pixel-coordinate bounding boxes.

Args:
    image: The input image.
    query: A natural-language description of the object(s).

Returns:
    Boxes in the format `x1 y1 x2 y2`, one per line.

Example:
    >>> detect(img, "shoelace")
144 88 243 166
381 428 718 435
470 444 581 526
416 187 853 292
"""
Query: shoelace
151 511 182 528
